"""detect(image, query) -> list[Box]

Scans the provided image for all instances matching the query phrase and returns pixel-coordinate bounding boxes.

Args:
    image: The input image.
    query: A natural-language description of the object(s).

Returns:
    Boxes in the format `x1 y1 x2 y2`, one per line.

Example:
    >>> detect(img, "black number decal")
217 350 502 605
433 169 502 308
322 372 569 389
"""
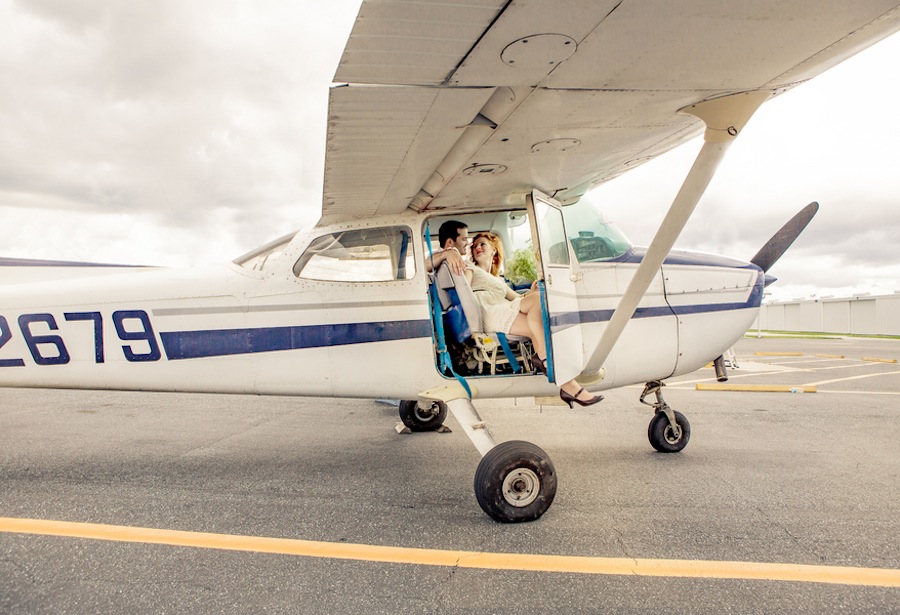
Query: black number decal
18 313 70 366
113 310 161 362
64 311 105 363
0 315 25 367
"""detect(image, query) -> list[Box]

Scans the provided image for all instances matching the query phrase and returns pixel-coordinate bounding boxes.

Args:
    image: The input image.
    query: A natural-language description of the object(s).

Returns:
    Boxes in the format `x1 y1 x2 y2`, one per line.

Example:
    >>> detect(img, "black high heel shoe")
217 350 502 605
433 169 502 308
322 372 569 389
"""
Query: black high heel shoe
559 387 604 408
530 355 547 374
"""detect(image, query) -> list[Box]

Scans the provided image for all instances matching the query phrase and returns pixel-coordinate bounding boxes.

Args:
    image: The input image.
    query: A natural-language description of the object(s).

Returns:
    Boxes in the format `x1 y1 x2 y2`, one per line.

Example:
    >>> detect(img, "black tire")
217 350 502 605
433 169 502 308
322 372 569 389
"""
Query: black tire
474 440 557 523
648 410 691 453
398 400 448 432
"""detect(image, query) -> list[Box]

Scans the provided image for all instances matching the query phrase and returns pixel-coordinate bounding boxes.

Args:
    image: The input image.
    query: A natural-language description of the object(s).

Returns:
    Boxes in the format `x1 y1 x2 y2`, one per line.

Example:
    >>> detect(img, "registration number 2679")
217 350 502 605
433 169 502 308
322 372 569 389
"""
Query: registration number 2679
0 310 160 367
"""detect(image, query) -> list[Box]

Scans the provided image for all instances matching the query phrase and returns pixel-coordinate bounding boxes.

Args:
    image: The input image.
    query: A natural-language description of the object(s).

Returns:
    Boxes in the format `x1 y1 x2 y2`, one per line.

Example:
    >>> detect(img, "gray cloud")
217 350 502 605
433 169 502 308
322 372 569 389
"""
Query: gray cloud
1 0 898 302
1 0 362 261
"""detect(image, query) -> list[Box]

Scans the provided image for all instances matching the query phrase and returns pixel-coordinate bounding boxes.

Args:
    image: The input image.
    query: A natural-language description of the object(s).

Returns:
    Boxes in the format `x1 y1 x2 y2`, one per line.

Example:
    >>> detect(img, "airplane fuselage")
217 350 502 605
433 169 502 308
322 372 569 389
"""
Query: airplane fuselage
0 208 762 401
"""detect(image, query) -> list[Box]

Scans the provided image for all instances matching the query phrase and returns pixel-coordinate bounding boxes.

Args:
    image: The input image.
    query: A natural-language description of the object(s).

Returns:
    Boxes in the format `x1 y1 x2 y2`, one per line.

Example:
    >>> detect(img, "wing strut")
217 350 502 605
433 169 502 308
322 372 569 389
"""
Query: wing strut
578 90 772 384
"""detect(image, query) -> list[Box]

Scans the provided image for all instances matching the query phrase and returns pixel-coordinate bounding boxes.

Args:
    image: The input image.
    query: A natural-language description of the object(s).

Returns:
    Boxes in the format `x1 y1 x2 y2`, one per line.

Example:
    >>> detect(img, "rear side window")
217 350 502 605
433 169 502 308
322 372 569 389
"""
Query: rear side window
293 227 415 282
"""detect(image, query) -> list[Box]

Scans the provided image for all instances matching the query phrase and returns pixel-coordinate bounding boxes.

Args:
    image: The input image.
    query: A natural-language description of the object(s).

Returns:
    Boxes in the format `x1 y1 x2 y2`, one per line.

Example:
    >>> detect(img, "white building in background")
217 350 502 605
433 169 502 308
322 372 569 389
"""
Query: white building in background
754 292 900 336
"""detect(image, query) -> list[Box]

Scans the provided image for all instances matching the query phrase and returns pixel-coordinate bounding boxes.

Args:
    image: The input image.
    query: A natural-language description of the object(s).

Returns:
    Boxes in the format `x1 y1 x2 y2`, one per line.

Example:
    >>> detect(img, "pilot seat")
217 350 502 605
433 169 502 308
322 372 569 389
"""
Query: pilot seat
430 261 534 376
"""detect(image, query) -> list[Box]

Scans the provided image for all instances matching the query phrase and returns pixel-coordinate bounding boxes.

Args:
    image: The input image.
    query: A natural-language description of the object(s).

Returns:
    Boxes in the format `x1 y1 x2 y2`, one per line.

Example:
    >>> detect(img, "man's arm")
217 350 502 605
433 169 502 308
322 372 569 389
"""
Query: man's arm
425 248 466 275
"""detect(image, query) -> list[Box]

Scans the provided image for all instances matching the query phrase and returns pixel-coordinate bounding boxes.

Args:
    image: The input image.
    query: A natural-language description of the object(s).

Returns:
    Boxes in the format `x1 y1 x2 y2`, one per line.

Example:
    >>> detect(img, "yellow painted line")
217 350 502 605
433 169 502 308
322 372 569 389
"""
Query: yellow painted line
815 354 845 359
861 357 898 364
696 384 816 393
2 517 899 588
754 352 803 357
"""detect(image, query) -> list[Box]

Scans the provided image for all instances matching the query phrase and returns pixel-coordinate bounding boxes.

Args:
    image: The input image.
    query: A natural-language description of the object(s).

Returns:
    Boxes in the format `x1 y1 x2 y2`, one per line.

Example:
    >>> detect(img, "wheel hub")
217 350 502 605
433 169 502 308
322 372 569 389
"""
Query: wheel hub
664 423 683 443
502 468 540 507
414 403 437 422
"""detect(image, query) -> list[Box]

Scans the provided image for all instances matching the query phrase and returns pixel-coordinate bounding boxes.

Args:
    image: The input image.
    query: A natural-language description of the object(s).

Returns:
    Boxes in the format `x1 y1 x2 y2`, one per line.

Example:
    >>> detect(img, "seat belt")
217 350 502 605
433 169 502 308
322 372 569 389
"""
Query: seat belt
425 222 472 398
494 333 522 374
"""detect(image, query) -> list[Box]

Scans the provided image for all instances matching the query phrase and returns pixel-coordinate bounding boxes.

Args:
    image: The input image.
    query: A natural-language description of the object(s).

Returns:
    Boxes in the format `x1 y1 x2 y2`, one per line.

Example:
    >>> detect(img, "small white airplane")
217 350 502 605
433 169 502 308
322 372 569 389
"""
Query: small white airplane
2 1 899 522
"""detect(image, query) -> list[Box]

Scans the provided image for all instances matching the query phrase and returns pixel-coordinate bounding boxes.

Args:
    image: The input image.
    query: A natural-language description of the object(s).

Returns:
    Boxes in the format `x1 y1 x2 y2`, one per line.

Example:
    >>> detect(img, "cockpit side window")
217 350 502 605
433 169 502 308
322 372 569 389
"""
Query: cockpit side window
293 226 415 282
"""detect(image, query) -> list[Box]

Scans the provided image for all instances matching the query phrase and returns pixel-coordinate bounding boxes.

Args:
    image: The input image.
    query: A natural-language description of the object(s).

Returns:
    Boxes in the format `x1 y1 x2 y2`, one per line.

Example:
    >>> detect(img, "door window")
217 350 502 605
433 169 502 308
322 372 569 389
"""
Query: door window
533 200 570 266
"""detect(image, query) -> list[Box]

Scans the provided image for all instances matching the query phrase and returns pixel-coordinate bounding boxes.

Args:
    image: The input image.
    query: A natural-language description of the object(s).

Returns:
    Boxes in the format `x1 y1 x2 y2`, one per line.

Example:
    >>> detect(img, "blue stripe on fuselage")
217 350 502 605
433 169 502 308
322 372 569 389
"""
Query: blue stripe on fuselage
157 278 763 360
550 274 764 330
550 304 674 329
160 319 433 360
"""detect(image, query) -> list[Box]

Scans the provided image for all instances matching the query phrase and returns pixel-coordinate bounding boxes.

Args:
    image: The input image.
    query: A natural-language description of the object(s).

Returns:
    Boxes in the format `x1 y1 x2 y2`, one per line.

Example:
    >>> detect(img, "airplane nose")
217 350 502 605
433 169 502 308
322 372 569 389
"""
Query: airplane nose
764 273 778 287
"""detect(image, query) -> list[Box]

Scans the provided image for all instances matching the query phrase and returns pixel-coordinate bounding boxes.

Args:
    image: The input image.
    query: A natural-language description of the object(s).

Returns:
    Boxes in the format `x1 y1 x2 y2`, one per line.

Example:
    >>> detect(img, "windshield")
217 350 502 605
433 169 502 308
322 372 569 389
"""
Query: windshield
234 232 297 272
562 197 632 262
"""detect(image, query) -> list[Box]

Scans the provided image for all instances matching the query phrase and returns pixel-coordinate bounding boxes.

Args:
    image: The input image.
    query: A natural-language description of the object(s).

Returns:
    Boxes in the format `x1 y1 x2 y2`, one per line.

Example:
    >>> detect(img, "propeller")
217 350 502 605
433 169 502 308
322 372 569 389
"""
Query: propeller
750 201 819 277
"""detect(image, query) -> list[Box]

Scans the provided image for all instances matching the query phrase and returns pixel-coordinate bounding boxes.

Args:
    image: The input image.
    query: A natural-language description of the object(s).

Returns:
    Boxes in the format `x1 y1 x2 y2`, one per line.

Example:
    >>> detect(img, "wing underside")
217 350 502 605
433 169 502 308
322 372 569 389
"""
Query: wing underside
321 0 900 223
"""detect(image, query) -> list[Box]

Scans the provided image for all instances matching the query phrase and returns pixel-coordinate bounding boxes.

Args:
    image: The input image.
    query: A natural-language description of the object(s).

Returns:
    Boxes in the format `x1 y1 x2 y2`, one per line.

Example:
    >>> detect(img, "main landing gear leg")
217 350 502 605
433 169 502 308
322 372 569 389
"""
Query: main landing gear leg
640 380 691 453
413 385 557 523
445 398 557 523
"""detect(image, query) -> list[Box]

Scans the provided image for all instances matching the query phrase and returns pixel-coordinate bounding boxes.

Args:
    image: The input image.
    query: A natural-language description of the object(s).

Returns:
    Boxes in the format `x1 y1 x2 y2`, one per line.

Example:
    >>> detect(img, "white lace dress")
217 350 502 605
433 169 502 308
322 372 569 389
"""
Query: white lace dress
467 265 522 333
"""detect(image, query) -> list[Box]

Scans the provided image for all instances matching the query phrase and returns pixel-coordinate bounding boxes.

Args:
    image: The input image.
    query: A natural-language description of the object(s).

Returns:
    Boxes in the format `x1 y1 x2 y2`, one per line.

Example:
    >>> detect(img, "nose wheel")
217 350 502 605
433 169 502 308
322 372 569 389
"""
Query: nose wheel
641 381 691 453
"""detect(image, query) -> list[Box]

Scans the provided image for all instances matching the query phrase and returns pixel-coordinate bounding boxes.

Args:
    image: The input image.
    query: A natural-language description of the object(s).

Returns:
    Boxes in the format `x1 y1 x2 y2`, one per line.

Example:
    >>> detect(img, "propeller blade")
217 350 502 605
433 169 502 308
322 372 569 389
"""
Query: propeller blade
750 201 819 273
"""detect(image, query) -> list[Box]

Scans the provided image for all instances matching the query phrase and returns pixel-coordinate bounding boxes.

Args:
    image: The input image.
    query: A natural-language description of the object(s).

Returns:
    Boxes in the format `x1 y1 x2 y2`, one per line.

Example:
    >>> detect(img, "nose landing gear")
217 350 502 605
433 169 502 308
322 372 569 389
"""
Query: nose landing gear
640 381 691 453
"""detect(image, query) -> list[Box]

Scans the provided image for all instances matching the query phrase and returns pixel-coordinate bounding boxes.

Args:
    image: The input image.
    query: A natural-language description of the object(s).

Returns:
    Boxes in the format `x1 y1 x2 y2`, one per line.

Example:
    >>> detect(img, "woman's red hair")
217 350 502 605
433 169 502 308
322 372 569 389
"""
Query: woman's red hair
471 233 504 276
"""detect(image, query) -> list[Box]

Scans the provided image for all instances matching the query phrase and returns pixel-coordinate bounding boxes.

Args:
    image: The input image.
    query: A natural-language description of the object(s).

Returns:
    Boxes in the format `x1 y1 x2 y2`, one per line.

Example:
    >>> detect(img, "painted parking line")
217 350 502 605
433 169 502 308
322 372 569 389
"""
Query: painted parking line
807 362 885 372
2 517 899 588
818 389 900 396
696 384 816 393
761 358 841 366
670 359 894 390
804 369 900 387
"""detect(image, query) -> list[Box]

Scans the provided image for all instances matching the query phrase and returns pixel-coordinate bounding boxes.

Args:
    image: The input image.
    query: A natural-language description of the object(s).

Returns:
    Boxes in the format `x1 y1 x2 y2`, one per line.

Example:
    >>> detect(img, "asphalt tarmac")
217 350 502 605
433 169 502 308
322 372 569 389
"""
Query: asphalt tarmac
1 336 898 613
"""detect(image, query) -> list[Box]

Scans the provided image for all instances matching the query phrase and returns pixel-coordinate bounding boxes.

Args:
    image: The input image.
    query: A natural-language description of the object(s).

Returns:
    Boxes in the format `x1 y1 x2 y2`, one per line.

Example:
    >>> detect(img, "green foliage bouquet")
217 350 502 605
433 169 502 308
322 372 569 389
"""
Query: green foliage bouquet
506 247 537 285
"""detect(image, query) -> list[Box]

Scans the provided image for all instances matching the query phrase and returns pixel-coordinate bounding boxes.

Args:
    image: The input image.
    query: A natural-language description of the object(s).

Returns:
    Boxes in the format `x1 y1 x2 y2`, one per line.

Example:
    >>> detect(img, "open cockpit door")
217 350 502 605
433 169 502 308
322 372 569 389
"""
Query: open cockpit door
526 190 585 385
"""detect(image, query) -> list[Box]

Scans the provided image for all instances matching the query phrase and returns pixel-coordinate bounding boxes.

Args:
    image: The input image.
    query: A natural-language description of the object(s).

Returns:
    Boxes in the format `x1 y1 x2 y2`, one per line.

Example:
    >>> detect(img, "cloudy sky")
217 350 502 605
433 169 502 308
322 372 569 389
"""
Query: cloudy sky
1 0 898 302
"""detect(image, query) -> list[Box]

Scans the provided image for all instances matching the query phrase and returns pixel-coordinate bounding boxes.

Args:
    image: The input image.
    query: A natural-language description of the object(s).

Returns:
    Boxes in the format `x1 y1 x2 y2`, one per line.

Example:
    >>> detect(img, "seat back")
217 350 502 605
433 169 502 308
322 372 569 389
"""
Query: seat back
434 262 484 343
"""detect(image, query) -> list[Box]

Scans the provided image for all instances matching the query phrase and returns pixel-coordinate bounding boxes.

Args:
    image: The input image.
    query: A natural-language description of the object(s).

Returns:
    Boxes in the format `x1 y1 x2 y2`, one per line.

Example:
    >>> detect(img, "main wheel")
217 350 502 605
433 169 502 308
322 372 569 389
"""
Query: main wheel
398 400 448 432
648 410 691 453
474 440 557 523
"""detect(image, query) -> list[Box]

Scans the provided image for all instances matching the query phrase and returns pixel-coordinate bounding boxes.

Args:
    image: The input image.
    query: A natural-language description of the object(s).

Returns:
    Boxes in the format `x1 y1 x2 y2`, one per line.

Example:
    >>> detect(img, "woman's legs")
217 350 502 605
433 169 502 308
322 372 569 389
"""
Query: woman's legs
509 294 545 357
509 294 596 401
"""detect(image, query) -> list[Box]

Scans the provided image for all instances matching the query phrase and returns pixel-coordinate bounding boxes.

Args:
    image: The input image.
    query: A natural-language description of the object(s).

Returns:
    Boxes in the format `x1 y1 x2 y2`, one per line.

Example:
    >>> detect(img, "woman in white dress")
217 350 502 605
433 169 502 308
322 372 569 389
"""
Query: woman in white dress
464 233 603 408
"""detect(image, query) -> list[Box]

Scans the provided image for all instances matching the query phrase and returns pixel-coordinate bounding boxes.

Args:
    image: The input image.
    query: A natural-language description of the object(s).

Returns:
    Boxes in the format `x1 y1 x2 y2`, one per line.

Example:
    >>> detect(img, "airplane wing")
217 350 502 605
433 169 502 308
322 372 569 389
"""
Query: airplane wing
320 0 900 224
